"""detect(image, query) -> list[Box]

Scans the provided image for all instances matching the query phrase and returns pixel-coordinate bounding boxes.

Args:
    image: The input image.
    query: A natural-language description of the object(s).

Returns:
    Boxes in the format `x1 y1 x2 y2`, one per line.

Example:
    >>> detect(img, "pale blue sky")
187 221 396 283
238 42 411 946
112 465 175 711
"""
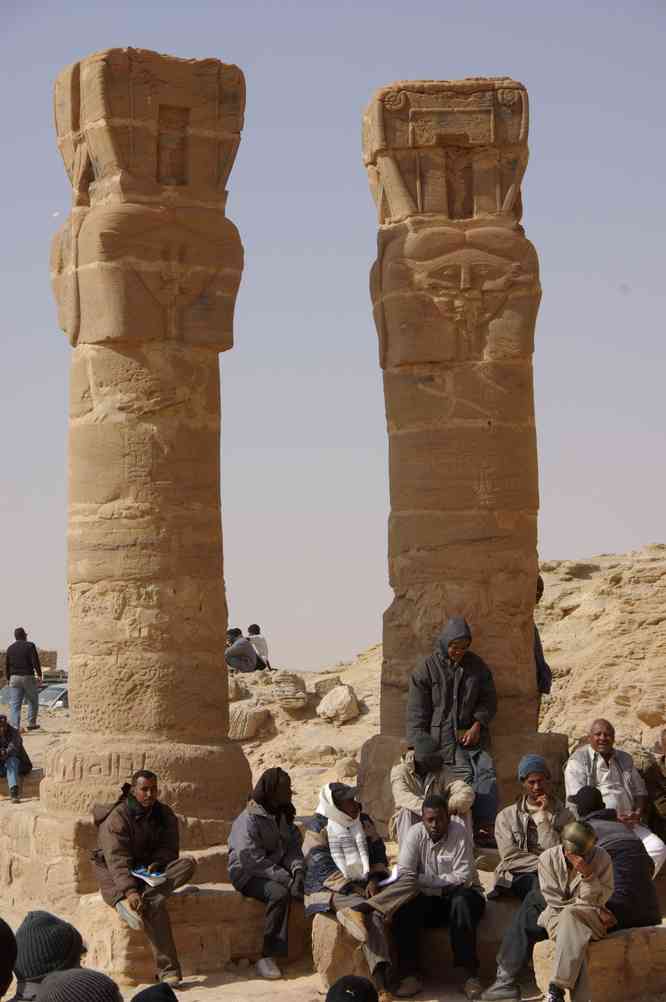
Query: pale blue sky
1 0 664 670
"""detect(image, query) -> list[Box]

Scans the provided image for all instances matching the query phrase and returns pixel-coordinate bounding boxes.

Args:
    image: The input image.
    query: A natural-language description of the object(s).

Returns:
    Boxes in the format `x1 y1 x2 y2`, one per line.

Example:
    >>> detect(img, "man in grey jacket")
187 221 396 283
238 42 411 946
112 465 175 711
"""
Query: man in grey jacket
490 754 572 900
565 718 666 875
406 617 498 845
225 628 259 673
228 768 304 981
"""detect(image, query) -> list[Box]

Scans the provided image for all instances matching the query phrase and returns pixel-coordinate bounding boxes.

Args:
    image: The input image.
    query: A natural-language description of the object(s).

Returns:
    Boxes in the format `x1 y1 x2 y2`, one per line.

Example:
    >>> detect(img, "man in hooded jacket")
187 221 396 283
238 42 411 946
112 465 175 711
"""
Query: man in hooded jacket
406 617 498 845
228 768 305 981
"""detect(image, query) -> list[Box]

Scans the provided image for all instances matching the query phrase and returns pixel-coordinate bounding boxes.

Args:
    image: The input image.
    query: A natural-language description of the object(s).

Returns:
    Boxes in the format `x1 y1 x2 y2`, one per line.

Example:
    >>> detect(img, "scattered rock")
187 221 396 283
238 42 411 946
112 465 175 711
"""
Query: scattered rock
311 675 342 698
228 675 249 702
316 684 360 724
228 701 271 741
335 756 358 779
272 672 309 712
311 912 369 990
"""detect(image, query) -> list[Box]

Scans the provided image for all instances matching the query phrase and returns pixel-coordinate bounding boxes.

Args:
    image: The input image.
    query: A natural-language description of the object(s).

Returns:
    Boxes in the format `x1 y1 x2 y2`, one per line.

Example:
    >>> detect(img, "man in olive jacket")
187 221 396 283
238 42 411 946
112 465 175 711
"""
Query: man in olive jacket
93 769 195 987
406 617 498 844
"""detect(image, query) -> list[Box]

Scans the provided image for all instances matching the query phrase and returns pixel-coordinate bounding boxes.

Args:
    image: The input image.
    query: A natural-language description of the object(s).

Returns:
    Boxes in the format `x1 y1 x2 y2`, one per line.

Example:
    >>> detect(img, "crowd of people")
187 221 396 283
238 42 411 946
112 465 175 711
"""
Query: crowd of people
2 589 666 1001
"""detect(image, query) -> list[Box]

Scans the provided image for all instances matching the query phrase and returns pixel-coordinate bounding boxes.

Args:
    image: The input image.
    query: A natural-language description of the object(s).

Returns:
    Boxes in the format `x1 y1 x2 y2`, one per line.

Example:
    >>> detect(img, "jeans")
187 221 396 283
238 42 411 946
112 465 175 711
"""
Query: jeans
0 755 20 792
8 675 39 729
496 888 548 978
392 887 486 977
448 746 499 825
241 876 291 958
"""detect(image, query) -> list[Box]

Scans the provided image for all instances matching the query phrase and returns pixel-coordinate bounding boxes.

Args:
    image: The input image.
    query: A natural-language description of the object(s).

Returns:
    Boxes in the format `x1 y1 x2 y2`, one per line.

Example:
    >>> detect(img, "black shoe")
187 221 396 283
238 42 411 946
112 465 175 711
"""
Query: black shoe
544 985 565 1002
10 786 20 804
27 724 40 731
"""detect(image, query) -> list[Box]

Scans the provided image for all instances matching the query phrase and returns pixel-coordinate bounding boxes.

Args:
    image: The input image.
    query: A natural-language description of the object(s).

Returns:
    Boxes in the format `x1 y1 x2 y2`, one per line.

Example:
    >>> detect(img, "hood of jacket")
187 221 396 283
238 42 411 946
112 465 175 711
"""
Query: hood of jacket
584 808 618 823
316 784 359 830
437 617 472 659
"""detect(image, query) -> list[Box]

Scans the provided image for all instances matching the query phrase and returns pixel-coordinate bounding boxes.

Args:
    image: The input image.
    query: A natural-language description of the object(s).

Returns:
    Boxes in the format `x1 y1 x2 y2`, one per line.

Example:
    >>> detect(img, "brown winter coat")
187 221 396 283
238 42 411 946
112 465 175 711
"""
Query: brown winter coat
92 797 179 906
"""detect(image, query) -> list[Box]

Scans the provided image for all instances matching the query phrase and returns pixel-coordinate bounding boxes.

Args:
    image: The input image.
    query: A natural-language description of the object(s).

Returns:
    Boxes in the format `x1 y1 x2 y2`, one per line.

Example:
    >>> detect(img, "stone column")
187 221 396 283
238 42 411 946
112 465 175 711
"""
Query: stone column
45 48 251 818
363 79 541 742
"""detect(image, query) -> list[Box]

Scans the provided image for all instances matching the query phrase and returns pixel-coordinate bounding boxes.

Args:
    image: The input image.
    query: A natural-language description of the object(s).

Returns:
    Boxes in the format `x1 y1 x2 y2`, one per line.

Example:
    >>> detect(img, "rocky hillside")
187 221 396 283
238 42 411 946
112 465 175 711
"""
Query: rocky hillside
538 544 666 749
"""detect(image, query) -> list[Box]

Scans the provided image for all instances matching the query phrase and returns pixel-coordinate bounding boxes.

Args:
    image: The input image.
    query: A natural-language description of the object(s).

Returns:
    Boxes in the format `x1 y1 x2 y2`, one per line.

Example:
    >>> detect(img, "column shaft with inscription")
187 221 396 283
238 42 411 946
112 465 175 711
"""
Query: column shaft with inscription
363 79 541 741
47 48 251 817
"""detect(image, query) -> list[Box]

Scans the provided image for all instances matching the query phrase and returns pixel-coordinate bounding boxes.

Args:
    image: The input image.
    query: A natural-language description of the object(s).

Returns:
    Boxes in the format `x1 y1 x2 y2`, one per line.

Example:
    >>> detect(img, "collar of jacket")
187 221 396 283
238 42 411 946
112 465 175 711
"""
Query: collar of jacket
127 795 163 822
247 800 273 818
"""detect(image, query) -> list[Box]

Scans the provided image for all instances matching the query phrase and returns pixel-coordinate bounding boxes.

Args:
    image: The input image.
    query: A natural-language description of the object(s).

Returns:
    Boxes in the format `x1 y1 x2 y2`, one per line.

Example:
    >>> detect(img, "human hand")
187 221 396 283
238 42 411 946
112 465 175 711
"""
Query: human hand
460 722 481 747
600 907 617 928
565 852 593 878
533 793 549 812
126 890 143 913
618 811 641 827
290 872 305 899
147 862 162 874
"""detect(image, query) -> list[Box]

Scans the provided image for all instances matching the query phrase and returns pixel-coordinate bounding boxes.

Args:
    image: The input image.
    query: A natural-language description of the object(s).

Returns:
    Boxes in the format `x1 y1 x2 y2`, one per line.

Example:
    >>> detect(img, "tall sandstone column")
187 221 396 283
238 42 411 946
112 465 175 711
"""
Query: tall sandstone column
363 79 540 744
46 48 251 817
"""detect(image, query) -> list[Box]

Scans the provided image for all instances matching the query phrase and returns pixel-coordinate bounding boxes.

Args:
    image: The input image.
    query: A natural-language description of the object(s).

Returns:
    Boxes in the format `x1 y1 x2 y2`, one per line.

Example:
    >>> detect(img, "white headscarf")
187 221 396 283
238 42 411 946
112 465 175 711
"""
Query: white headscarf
317 783 370 881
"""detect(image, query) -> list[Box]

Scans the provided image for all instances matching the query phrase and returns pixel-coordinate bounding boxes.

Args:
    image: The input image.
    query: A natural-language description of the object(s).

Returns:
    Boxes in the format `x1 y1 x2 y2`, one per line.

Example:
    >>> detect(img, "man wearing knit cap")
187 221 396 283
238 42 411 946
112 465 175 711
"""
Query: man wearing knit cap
9 912 85 1002
92 769 196 988
34 970 122 1002
406 617 498 846
389 736 475 846
0 918 17 999
326 976 379 1001
131 985 178 1001
489 754 572 901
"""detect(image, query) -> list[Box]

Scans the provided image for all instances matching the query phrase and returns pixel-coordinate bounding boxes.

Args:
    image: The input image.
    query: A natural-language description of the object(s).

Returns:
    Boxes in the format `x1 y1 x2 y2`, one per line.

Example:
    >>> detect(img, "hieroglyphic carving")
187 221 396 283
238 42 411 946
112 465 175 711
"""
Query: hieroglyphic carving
45 49 251 818
363 79 541 738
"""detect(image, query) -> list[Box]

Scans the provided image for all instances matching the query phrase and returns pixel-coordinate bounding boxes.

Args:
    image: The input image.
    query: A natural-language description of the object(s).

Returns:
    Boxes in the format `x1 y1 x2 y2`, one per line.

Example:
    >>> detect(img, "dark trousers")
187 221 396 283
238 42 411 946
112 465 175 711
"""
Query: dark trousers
242 876 291 958
497 887 548 978
392 887 486 977
510 872 540 901
141 856 196 979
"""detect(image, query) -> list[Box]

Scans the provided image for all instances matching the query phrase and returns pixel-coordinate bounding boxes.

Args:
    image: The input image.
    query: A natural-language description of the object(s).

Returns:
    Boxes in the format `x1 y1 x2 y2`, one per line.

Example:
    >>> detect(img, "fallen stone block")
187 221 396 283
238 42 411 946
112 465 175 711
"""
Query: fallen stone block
312 912 370 990
533 924 666 1001
312 675 342 698
228 700 271 741
316 684 360 724
272 672 309 712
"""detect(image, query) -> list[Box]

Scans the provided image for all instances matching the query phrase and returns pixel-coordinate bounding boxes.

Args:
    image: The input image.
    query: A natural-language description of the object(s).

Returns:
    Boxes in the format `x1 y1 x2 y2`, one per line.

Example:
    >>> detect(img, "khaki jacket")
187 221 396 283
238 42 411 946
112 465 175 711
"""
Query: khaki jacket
537 844 614 937
389 751 474 840
494 797 573 889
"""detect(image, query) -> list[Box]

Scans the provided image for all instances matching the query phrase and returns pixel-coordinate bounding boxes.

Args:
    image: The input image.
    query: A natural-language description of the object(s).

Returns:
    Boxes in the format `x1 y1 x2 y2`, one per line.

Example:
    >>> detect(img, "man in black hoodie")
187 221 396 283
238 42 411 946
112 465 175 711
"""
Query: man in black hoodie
406 617 498 845
4 628 42 731
568 785 661 930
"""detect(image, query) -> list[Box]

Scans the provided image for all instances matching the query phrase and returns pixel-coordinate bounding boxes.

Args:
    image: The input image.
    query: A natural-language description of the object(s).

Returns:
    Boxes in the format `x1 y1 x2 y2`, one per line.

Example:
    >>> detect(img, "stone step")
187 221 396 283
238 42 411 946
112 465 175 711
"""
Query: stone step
189 844 229 884
534 924 666 1001
78 883 310 986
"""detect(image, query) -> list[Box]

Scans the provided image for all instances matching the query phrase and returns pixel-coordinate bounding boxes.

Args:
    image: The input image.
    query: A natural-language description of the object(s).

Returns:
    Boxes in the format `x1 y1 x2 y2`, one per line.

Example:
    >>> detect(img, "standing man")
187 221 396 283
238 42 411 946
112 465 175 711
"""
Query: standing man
565 718 666 875
490 754 572 900
407 617 498 846
5 628 42 731
92 769 196 988
393 795 486 1000
534 576 552 696
0 713 32 804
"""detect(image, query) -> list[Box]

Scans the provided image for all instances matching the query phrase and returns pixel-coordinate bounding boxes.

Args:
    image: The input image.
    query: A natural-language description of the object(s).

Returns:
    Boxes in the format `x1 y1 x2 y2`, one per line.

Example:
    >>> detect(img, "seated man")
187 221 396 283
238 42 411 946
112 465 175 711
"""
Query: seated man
10 911 85 1002
92 769 196 988
406 618 498 846
0 713 32 804
490 754 572 901
480 821 613 1002
394 795 486 1000
565 718 666 876
228 768 305 981
569 785 661 930
247 624 271 669
30 970 122 1002
304 782 417 1002
225 627 259 673
640 727 666 842
389 736 475 846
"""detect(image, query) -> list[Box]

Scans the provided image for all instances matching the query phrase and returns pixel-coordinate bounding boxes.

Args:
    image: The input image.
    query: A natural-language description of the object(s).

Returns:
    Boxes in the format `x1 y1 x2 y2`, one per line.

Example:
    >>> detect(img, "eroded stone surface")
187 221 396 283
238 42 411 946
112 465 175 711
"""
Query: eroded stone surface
363 79 541 741
316 684 360 724
45 47 252 817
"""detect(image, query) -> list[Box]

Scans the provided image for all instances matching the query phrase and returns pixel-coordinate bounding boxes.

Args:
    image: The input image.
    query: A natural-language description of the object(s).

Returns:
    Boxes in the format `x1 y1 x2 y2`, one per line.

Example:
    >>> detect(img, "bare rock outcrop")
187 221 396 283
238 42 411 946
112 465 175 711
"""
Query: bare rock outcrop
316 684 360 724
538 544 666 747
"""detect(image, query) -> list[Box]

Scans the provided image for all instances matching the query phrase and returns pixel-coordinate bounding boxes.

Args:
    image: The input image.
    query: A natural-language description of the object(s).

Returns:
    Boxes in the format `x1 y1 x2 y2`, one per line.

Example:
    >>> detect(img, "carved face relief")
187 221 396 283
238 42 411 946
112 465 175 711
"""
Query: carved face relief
374 223 540 367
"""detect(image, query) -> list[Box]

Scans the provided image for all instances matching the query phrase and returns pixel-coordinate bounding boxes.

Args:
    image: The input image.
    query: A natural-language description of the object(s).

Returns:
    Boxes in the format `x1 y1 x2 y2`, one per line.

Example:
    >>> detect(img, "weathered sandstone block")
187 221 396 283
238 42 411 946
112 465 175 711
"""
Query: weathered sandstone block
316 684 360 724
363 79 541 740
228 700 271 741
272 671 309 712
533 926 666 1001
311 675 343 697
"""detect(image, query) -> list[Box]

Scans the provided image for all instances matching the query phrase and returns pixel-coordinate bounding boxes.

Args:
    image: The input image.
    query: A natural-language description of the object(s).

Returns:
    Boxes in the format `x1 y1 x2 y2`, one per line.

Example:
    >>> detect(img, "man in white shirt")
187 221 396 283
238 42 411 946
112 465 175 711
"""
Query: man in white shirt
247 624 271 668
392 795 485 1000
565 718 666 876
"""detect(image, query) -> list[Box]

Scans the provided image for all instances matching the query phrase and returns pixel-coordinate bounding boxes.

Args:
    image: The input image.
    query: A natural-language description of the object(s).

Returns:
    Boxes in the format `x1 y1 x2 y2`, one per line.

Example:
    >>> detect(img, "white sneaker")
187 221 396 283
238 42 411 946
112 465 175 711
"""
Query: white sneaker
255 957 282 980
